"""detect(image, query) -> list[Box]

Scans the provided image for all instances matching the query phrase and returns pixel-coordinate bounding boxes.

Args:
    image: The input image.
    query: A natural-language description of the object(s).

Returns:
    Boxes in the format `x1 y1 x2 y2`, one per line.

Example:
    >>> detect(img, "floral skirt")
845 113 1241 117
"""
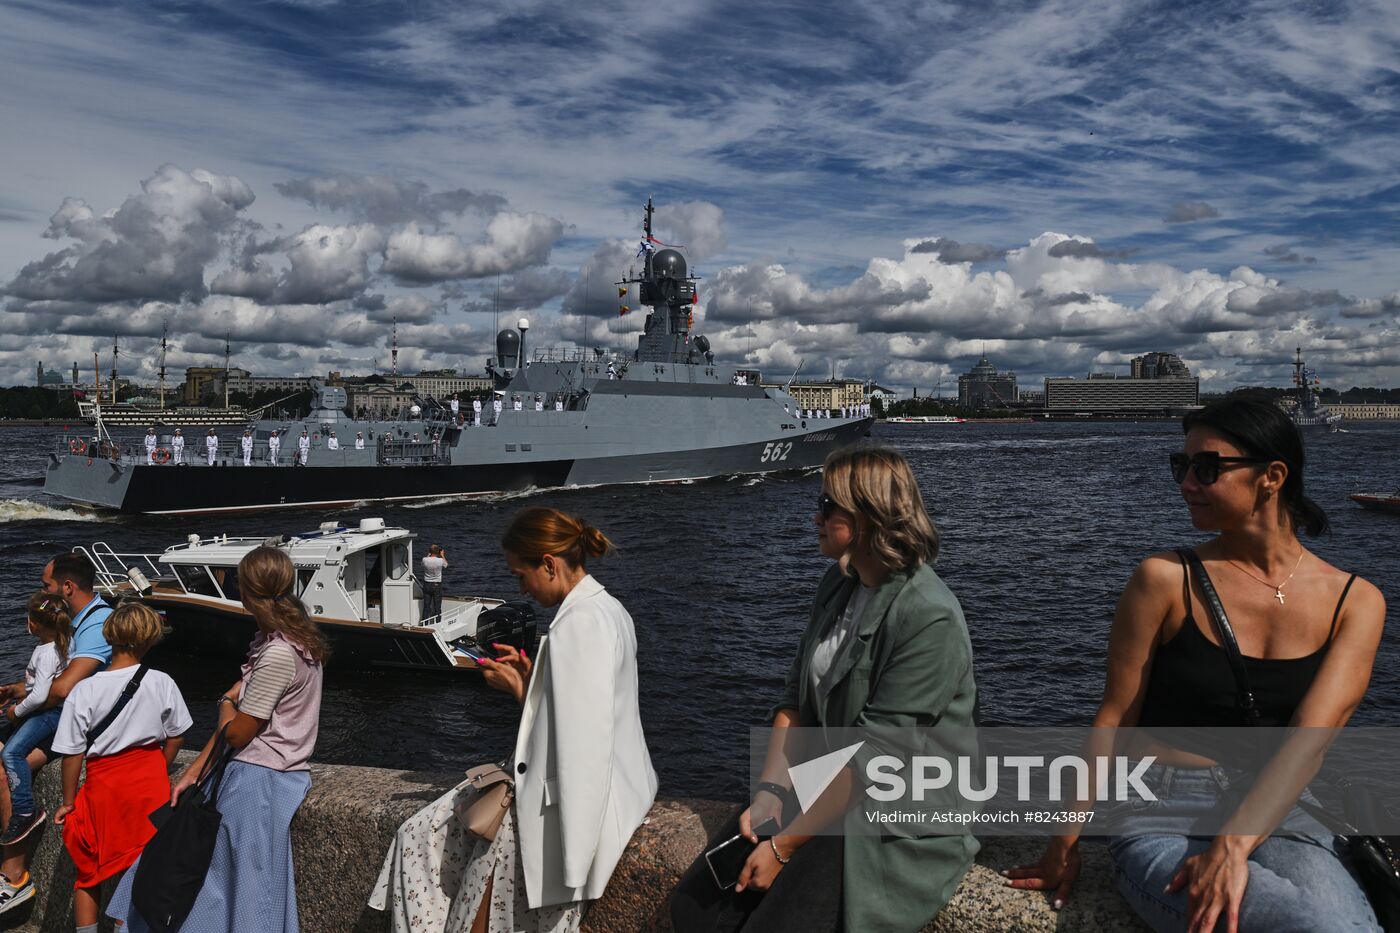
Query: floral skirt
370 782 582 933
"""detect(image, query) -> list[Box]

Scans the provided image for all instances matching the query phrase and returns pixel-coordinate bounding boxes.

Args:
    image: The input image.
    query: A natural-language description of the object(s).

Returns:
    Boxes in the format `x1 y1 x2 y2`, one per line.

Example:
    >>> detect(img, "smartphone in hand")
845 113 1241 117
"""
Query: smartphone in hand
704 818 781 890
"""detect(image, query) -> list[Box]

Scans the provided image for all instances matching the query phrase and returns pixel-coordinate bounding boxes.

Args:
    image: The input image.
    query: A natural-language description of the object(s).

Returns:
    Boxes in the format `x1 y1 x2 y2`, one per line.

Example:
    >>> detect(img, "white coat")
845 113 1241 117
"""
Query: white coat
510 575 657 909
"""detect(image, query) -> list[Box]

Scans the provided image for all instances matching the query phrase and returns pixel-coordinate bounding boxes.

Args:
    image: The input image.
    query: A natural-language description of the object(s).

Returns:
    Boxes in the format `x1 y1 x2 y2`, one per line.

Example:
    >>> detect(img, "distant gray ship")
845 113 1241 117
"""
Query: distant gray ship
1289 347 1341 431
43 199 872 514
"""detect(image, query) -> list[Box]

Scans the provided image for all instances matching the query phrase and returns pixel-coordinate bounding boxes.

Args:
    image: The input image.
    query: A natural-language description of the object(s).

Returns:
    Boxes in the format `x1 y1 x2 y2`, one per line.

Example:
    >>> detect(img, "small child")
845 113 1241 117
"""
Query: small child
52 603 190 933
0 592 73 846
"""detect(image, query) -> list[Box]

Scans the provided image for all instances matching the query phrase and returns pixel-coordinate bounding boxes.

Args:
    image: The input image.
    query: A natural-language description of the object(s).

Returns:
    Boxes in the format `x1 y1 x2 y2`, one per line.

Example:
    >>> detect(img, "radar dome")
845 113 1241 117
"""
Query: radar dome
653 249 687 278
496 329 521 367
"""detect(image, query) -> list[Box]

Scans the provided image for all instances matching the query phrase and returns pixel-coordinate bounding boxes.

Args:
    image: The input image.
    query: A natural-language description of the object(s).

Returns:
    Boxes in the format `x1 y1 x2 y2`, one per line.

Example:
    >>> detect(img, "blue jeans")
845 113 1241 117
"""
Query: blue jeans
1109 763 1379 932
1 706 63 816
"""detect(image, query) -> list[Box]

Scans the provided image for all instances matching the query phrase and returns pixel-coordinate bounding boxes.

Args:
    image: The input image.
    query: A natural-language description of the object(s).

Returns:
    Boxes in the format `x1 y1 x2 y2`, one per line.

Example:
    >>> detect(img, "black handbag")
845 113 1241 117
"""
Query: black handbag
130 726 235 933
1179 549 1400 929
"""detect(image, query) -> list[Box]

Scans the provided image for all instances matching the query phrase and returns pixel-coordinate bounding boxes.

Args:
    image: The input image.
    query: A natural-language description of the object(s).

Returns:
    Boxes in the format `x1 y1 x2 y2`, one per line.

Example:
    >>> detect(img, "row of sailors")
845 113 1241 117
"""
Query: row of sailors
782 404 873 419
448 394 565 426
142 427 367 466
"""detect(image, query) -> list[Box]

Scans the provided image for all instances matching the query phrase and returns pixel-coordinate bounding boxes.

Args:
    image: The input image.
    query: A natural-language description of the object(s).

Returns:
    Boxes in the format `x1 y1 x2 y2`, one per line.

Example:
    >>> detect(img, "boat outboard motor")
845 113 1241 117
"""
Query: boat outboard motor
475 600 538 651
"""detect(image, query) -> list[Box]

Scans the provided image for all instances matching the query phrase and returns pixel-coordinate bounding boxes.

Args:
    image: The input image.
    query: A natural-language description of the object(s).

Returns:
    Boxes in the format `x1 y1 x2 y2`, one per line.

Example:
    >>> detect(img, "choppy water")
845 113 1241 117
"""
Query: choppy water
0 422 1396 799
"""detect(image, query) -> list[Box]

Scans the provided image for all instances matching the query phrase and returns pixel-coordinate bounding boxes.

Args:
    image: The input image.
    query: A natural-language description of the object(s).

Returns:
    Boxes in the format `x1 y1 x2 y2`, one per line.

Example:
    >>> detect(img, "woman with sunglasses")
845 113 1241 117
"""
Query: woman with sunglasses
670 445 978 933
1008 397 1385 932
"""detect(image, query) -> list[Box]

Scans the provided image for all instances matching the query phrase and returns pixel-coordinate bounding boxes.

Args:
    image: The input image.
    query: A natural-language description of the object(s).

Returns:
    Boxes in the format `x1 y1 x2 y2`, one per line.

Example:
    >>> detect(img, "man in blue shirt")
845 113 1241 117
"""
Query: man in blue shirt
0 553 113 914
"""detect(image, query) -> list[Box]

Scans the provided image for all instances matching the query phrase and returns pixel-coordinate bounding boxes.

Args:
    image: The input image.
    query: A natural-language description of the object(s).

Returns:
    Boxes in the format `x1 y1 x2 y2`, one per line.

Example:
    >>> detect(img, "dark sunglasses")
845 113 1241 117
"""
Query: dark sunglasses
1169 451 1271 485
817 494 839 519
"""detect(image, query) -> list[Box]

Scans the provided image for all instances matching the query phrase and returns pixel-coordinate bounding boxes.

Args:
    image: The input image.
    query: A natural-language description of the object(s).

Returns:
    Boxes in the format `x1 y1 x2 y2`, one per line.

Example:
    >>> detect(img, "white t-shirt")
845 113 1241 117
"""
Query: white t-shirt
421 555 447 583
809 583 877 700
52 667 192 758
14 642 66 718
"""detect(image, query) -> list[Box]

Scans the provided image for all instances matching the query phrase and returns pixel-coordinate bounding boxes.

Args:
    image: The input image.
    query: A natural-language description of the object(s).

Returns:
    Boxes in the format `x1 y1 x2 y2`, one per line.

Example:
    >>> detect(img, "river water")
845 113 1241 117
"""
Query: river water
0 421 1395 799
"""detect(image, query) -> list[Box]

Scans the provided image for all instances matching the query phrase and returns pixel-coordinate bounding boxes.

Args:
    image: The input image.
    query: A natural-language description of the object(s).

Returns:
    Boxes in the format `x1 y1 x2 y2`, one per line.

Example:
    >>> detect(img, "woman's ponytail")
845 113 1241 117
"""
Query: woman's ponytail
578 521 614 560
502 507 614 568
1291 494 1331 538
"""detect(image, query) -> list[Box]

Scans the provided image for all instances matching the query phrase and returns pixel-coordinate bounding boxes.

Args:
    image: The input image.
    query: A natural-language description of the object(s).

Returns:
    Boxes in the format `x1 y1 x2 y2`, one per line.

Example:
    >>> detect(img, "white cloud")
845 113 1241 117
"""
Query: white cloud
381 212 564 283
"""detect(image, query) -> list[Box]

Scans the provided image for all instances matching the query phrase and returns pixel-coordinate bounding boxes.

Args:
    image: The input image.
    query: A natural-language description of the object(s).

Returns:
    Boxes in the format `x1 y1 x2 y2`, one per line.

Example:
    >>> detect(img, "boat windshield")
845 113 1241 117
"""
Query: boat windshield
173 564 222 597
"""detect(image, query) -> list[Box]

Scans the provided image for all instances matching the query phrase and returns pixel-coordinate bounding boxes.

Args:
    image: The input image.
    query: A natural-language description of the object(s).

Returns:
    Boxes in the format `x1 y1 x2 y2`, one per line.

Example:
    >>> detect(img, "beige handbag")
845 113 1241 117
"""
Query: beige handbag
453 762 515 842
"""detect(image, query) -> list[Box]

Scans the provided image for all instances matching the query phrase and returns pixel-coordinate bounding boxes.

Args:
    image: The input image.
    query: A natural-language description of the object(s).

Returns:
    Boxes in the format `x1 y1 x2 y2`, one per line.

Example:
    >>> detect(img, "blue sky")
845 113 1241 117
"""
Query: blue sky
2 0 1398 391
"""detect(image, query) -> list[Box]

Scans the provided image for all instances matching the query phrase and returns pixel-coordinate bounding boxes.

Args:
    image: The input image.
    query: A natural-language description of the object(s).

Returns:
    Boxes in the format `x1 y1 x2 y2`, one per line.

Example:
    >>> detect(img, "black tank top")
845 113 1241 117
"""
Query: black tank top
1137 553 1356 729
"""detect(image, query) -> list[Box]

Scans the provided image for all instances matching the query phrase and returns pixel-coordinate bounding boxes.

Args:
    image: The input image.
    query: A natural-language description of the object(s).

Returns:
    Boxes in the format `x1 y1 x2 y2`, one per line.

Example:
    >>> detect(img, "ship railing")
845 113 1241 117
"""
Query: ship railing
76 543 167 594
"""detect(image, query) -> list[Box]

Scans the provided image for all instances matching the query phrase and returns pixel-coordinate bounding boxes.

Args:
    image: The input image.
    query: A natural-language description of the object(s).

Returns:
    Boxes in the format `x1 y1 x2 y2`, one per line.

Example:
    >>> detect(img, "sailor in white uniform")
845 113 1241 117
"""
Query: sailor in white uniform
267 429 280 464
554 395 564 412
144 428 158 465
171 428 185 464
205 429 218 466
327 431 340 451
240 429 254 466
492 397 503 424
450 396 459 421
355 432 365 450
512 394 523 411
607 362 618 380
472 398 482 426
298 430 311 466
534 394 543 411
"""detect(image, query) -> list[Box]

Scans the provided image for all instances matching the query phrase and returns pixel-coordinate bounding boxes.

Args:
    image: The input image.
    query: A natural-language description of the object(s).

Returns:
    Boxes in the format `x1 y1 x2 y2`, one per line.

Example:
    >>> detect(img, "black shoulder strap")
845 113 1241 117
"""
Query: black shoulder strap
1176 549 1261 727
85 663 150 752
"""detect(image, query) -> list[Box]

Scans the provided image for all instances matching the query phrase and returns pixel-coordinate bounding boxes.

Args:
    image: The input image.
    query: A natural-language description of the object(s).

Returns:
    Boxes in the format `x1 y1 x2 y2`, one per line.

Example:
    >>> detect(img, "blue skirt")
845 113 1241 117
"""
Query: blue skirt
108 760 312 933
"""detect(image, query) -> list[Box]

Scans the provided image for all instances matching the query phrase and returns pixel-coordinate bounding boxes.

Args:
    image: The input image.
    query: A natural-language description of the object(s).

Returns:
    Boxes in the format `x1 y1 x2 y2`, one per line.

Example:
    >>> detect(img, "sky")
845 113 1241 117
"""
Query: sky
2 0 1399 394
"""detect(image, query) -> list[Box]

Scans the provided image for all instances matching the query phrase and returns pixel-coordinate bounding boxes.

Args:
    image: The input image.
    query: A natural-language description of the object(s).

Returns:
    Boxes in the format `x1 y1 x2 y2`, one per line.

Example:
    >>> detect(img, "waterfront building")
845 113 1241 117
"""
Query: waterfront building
759 379 868 412
1019 389 1045 405
1131 352 1191 379
1044 374 1200 411
346 383 416 419
399 373 492 398
182 366 250 405
957 354 1018 409
1329 403 1400 421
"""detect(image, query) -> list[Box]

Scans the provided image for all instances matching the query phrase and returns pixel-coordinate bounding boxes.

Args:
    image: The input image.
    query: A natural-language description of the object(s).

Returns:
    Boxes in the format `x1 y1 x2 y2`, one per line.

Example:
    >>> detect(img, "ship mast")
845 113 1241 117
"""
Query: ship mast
223 331 231 410
158 324 168 411
110 335 119 405
391 315 399 379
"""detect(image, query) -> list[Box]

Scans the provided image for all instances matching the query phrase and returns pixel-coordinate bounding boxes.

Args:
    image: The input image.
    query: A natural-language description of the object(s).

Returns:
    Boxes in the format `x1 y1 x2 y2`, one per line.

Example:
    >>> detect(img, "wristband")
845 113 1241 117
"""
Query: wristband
769 837 791 865
755 781 795 810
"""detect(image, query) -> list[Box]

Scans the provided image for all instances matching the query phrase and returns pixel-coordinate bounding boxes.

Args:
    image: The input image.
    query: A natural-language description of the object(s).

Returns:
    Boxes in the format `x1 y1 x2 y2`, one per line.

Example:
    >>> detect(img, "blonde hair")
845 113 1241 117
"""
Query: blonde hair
501 507 613 568
26 591 73 665
822 445 939 575
103 602 165 653
237 547 329 663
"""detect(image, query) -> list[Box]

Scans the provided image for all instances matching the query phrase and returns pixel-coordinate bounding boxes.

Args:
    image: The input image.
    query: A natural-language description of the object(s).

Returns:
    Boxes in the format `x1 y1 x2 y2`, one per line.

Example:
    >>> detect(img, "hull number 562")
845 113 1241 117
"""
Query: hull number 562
761 442 793 463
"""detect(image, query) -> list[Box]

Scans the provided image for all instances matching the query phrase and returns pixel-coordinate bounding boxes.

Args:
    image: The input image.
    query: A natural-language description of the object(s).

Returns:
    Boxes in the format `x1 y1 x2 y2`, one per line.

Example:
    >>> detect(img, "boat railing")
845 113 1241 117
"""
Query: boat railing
76 543 167 593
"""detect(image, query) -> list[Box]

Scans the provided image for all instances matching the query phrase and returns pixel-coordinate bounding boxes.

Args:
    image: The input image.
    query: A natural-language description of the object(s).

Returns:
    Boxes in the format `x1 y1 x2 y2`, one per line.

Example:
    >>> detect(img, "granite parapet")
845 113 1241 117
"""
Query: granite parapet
0 758 1144 932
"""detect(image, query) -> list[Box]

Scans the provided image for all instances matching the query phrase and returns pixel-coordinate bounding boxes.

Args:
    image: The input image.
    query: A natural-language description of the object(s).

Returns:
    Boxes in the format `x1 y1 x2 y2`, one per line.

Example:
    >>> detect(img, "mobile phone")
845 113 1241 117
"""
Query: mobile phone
704 818 781 890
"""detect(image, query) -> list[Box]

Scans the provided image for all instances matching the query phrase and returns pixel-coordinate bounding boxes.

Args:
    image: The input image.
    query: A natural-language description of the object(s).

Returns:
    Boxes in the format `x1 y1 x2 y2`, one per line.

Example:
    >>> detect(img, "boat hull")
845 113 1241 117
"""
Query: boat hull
1351 494 1400 515
143 594 473 672
44 418 873 514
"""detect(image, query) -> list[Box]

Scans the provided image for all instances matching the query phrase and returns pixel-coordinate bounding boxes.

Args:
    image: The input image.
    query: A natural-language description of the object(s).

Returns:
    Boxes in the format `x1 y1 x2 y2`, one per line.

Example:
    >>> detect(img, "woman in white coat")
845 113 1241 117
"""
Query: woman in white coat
371 507 658 933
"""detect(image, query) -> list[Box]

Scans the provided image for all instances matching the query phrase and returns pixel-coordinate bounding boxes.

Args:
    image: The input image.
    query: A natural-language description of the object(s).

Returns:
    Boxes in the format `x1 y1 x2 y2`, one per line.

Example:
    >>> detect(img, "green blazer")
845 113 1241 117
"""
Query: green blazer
774 562 979 933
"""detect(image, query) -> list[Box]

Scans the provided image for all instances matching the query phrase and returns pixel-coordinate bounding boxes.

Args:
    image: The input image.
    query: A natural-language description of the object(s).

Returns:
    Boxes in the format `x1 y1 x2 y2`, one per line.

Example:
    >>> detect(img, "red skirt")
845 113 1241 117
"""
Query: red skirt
62 744 169 889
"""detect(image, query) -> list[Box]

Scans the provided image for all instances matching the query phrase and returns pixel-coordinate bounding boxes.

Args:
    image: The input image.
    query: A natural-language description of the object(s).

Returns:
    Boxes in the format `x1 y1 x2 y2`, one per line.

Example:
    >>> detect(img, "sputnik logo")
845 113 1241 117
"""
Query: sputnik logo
787 742 865 813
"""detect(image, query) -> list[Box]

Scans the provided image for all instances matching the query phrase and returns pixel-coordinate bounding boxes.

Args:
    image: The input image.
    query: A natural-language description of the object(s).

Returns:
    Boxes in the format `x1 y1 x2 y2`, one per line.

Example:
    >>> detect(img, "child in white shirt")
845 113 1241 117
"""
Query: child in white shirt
52 603 190 933
0 593 73 846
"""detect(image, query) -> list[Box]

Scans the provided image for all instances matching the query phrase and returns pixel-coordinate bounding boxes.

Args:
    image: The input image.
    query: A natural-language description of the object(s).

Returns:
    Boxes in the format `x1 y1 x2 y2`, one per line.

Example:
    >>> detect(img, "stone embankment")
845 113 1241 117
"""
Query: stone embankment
4 758 1145 932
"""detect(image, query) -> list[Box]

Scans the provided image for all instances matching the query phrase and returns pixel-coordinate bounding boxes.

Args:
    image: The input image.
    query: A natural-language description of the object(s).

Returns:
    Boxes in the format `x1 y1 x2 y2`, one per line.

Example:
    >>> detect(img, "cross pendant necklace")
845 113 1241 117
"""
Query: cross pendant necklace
1228 551 1306 606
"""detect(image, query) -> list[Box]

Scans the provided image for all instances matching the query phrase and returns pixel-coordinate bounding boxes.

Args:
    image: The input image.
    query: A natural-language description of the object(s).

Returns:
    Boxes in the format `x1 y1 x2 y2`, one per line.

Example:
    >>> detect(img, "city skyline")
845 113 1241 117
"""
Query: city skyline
2 1 1398 393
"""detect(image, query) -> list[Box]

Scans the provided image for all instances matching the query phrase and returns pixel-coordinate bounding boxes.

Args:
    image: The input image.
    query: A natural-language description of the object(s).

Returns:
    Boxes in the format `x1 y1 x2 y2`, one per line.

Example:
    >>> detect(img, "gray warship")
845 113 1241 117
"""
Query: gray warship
43 199 872 514
1289 347 1341 431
